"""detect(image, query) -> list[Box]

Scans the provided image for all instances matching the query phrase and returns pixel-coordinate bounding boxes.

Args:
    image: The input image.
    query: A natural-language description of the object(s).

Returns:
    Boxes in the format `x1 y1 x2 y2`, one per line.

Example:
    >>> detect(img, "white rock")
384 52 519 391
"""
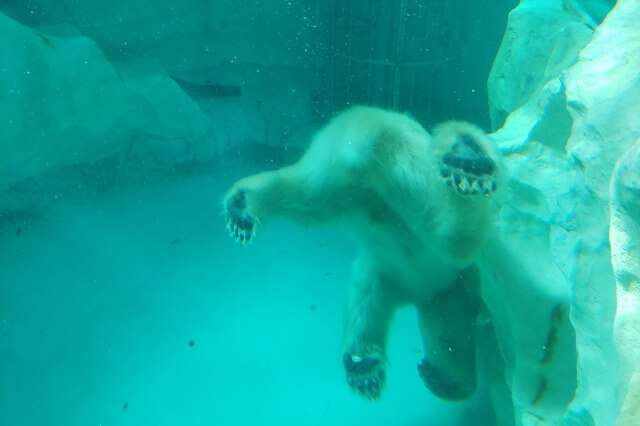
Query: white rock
611 139 640 426
488 0 596 130
485 0 640 423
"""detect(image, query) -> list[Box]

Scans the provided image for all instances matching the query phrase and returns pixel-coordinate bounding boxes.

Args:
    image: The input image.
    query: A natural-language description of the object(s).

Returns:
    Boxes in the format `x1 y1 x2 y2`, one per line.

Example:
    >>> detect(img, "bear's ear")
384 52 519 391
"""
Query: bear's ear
433 121 501 197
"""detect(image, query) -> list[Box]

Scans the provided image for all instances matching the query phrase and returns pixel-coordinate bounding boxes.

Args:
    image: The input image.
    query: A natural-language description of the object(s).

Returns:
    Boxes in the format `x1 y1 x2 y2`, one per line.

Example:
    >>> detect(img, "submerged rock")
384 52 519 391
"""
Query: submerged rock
0 11 210 193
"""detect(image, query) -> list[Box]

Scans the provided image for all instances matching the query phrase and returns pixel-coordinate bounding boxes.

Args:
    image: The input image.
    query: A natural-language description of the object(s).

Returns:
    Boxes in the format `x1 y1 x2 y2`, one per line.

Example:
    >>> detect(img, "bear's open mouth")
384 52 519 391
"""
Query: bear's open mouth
440 135 497 196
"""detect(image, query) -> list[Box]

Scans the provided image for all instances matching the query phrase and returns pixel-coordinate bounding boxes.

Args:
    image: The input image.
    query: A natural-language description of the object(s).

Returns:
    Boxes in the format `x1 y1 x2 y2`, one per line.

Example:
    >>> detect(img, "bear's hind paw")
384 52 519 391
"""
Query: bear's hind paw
343 353 386 401
418 358 475 401
224 190 256 245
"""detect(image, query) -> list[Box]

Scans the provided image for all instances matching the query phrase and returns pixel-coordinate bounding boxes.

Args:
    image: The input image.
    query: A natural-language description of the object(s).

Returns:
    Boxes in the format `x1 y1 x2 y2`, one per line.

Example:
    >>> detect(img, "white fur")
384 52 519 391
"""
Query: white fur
223 106 501 399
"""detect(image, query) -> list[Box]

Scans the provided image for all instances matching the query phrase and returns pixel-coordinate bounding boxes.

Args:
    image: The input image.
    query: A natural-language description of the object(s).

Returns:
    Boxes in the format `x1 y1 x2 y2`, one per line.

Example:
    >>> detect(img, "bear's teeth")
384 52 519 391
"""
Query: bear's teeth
470 179 481 194
480 178 497 196
457 176 470 194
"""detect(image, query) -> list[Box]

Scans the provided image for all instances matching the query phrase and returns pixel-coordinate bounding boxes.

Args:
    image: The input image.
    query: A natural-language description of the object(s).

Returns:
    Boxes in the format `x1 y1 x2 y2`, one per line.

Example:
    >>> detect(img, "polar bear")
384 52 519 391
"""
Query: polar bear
222 106 501 401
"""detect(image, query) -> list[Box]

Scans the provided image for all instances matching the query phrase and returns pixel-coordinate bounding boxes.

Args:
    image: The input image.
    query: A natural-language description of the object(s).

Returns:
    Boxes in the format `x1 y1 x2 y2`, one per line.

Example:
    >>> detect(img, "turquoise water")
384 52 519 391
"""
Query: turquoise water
1 1 636 425
0 171 494 425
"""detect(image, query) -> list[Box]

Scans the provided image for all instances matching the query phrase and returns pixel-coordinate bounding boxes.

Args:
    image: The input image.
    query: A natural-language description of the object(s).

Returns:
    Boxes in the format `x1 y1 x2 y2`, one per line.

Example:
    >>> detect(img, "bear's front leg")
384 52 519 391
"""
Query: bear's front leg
222 165 304 244
341 257 397 400
223 170 280 244
223 163 349 244
224 187 257 244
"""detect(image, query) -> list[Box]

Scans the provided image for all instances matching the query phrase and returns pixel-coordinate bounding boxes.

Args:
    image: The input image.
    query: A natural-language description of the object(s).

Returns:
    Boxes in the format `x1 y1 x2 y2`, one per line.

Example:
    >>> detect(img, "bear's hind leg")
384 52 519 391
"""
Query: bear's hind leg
416 266 481 400
341 257 397 400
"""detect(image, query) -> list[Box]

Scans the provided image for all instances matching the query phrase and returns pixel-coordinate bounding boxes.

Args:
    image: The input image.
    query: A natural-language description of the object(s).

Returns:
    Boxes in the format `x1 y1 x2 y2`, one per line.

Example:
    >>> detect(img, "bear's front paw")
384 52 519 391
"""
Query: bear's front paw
224 190 255 245
418 358 475 401
440 134 497 197
343 353 386 400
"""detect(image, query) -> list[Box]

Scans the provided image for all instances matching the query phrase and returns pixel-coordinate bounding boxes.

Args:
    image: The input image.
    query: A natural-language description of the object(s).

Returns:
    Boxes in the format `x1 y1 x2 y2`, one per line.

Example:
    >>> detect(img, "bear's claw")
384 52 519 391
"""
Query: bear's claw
224 190 255 245
343 353 386 400
418 358 475 401
440 134 497 197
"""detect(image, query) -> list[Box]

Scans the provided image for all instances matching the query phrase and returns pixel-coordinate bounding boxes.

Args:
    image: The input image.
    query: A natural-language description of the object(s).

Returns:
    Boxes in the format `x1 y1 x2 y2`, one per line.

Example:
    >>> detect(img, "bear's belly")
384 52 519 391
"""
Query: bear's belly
379 248 459 302
353 223 460 303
